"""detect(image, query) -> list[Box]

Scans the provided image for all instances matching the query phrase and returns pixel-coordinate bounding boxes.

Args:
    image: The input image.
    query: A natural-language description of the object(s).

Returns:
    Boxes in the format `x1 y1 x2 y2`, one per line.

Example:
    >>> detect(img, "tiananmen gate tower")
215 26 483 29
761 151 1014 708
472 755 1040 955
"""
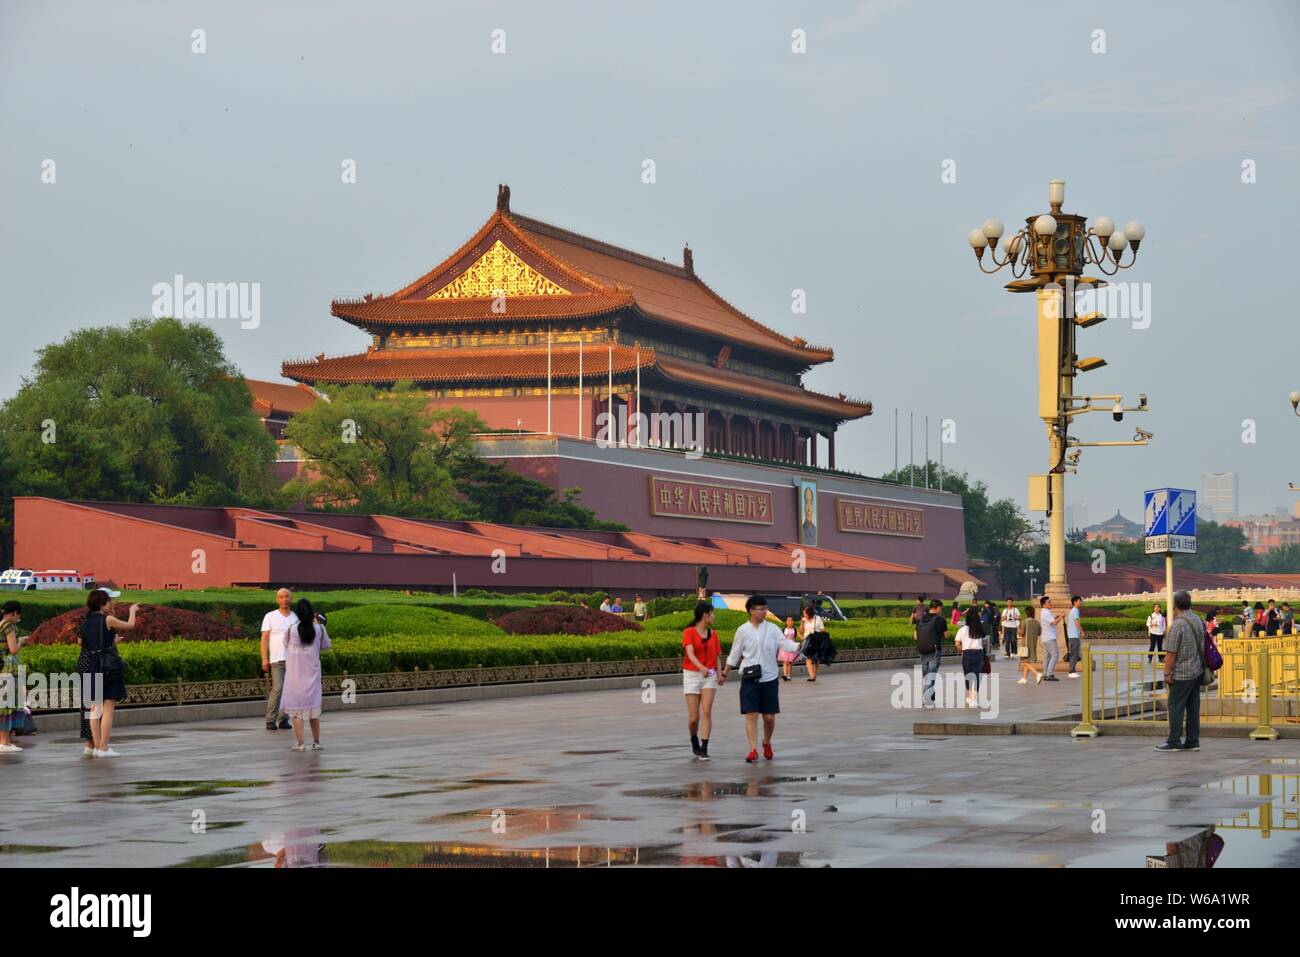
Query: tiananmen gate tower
282 184 870 466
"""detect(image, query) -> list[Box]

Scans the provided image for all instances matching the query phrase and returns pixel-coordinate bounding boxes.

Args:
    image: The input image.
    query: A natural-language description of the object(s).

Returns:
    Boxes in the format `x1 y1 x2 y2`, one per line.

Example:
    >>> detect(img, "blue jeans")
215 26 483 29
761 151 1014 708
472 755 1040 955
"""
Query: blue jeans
920 651 941 705
1002 626 1017 656
1166 678 1201 747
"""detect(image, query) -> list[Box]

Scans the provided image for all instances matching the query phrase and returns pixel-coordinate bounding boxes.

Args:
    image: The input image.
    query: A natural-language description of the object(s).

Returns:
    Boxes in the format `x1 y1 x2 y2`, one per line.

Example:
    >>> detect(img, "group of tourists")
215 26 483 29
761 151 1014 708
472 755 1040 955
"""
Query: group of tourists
912 593 1095 703
1238 599 1294 637
679 596 836 764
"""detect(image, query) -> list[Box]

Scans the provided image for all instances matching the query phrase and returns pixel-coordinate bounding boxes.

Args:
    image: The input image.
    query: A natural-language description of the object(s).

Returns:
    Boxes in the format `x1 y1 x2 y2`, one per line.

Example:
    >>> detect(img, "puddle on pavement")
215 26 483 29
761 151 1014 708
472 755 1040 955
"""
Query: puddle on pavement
172 839 816 868
0 844 75 854
627 775 836 801
562 750 624 755
120 779 272 800
421 805 636 831
378 778 538 798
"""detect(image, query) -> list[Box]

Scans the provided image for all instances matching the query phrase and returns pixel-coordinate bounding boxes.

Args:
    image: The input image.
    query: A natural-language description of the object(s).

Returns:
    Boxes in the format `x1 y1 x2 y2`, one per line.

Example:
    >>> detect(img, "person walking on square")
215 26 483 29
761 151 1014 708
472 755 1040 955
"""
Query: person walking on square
800 604 826 682
778 616 799 681
261 588 298 731
1000 597 1020 658
1017 604 1043 685
282 598 331 751
1241 601 1253 637
80 589 138 758
1038 596 1061 681
949 602 961 626
1155 590 1205 752
1146 603 1166 662
915 599 946 706
910 596 925 627
721 596 800 763
1282 602 1294 636
681 600 721 760
633 595 648 623
1065 595 1085 678
1252 602 1266 637
0 601 24 753
956 609 986 706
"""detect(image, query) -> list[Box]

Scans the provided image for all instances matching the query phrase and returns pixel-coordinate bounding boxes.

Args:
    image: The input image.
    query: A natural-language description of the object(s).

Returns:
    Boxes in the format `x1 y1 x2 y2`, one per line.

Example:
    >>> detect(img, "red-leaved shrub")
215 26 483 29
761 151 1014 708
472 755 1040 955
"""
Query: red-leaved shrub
28 605 245 645
493 605 642 636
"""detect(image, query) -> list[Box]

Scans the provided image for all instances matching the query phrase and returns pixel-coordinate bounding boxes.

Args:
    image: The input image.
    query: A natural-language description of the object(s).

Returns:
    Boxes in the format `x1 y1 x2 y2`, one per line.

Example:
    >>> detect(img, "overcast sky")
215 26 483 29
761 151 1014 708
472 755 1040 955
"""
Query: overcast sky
3 0 1298 523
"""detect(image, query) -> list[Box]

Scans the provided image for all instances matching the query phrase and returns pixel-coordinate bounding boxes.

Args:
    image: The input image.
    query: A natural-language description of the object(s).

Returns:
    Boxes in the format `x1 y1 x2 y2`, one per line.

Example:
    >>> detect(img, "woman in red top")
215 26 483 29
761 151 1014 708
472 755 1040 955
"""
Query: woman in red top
682 600 723 761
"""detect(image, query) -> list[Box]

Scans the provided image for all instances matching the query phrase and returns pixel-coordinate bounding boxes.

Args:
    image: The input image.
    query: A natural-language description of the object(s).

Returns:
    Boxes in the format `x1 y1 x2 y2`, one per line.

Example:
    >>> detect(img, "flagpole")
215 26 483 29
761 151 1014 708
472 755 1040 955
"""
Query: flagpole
635 346 641 447
578 337 584 440
608 342 614 446
546 328 552 435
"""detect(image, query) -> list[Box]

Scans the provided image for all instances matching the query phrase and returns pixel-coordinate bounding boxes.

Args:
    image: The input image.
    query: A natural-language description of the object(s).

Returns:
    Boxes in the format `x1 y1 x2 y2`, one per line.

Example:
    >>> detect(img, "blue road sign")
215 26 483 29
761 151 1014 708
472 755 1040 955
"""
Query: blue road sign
1144 488 1197 554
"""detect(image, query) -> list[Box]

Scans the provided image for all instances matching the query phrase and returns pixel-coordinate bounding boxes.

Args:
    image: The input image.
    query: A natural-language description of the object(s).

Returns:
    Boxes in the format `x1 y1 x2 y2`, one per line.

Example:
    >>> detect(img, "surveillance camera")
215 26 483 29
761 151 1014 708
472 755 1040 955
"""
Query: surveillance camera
1112 401 1124 422
1134 427 1153 441
1138 393 1147 409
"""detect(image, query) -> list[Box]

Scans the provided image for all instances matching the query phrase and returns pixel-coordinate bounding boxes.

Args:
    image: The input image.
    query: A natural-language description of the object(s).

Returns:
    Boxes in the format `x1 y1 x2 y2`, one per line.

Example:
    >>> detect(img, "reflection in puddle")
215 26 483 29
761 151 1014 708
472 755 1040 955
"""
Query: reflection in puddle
1144 772 1300 868
172 838 815 868
120 780 271 800
626 775 835 801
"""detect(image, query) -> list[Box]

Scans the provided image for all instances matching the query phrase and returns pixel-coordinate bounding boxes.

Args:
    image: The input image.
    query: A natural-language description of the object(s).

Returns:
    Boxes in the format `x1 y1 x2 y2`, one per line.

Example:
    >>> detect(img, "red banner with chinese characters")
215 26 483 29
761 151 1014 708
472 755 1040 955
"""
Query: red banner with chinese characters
648 476 774 525
835 497 925 538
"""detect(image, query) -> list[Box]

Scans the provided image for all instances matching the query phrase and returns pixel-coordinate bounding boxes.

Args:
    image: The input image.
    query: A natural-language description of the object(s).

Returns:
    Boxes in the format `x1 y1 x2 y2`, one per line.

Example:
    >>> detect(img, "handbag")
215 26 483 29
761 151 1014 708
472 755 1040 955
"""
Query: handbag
86 614 125 676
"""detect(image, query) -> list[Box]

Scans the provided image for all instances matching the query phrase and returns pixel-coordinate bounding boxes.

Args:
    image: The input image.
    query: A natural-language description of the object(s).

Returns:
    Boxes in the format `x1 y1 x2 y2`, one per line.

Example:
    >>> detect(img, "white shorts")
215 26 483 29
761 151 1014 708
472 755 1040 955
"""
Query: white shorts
682 670 718 695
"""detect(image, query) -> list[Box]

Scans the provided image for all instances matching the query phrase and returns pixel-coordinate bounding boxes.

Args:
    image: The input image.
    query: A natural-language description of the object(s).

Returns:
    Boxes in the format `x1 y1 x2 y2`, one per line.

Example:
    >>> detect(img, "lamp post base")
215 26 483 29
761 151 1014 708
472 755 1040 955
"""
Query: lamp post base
1043 580 1072 607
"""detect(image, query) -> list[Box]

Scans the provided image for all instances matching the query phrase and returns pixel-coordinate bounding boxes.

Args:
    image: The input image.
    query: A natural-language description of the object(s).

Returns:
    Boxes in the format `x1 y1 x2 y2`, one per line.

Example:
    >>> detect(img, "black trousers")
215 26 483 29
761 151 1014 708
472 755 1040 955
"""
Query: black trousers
1166 677 1201 747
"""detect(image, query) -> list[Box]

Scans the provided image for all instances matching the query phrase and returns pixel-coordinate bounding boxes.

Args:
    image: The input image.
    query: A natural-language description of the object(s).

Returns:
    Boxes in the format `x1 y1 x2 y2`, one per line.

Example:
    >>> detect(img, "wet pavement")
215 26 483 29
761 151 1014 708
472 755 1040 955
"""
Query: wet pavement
1 655 1297 868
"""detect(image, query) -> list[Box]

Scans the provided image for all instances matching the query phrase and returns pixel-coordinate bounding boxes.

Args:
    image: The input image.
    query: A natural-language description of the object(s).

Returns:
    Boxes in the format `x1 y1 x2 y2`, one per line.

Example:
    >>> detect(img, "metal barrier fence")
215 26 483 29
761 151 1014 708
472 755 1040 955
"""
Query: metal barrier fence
1207 770 1300 836
1072 639 1300 740
33 644 931 712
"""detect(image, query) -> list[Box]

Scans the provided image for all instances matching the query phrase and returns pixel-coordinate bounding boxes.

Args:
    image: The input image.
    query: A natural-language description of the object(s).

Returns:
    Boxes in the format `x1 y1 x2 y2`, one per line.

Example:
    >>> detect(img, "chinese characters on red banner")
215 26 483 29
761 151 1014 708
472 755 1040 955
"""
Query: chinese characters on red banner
649 476 774 525
836 497 925 538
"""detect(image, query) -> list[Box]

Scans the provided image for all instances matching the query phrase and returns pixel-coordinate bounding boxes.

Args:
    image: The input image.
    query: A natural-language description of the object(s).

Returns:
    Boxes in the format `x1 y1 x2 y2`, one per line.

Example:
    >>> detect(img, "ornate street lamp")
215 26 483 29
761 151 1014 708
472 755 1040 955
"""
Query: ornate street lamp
969 180 1150 609
1290 391 1299 492
1025 564 1039 598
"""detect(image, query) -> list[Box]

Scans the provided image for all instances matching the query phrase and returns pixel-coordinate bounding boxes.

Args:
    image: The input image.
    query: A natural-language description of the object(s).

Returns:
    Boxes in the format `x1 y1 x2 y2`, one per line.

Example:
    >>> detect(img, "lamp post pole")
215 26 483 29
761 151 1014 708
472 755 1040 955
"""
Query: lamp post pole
969 179 1150 610
1025 564 1039 598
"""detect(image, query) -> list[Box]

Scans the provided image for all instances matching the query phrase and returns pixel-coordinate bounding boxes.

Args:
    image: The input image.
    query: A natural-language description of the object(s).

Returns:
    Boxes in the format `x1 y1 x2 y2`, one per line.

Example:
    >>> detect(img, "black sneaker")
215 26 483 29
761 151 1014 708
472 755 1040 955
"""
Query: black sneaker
1182 743 1200 751
266 721 277 731
277 718 291 730
1154 742 1183 752
690 738 701 757
1044 675 1060 682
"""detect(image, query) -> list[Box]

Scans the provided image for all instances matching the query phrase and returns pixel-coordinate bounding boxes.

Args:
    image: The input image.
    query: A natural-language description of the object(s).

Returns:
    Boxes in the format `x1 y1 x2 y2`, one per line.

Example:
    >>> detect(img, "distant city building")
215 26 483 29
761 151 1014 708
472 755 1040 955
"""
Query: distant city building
1084 510 1143 544
1224 514 1300 555
1199 472 1238 522
1066 501 1090 533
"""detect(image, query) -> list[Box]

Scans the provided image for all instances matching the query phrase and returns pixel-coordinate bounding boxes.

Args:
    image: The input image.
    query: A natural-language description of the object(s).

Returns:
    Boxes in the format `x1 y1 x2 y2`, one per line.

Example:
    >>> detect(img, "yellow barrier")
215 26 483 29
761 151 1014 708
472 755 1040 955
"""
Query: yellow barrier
1206 772 1300 837
1072 643 1300 740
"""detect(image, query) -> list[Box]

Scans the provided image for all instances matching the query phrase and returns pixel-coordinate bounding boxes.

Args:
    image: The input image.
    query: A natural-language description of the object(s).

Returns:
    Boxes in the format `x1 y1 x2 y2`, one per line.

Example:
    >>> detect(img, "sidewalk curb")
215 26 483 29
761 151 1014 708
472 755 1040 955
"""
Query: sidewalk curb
913 720 1300 739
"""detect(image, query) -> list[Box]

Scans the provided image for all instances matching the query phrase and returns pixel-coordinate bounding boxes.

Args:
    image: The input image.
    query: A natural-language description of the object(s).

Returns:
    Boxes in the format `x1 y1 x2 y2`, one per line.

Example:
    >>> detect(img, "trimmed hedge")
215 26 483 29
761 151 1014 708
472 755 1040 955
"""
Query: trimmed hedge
14 627 927 685
7 590 550 633
322 604 503 640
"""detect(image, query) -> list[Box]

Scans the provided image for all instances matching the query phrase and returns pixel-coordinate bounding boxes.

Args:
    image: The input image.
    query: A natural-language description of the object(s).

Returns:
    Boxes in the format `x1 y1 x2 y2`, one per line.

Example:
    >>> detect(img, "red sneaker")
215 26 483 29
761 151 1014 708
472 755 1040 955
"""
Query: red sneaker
763 742 774 760
745 749 758 763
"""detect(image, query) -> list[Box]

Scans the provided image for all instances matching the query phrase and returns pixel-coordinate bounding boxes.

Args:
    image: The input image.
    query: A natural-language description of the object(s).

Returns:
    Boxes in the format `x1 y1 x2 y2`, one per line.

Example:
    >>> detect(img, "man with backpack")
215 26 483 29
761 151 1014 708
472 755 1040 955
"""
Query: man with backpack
915 599 946 706
1155 590 1209 752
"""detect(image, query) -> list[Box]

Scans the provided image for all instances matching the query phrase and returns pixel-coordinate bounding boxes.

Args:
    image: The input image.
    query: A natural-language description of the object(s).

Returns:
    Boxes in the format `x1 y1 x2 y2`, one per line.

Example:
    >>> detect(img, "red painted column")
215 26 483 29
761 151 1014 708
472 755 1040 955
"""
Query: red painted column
810 431 818 468
752 418 760 459
722 413 732 455
829 430 836 470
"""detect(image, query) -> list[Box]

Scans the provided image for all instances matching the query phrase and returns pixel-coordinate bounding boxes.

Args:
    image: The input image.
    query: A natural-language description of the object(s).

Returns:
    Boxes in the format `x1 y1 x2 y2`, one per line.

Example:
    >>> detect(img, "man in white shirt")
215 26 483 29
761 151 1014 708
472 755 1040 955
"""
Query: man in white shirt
1000 598 1021 657
260 588 298 730
721 595 801 763
1038 596 1061 681
598 597 612 613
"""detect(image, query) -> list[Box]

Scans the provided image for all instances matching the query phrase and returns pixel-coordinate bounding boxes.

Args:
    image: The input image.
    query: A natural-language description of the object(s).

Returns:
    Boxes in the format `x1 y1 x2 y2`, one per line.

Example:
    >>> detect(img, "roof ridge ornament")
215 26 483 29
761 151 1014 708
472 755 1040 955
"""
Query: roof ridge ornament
497 183 511 213
683 244 694 275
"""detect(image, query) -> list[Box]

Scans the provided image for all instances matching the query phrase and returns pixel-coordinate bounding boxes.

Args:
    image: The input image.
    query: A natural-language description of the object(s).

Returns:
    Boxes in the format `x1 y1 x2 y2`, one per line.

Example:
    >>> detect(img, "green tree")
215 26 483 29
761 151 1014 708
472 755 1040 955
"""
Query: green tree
0 318 277 562
281 382 484 517
1178 521 1258 573
1262 543 1300 573
450 457 627 530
